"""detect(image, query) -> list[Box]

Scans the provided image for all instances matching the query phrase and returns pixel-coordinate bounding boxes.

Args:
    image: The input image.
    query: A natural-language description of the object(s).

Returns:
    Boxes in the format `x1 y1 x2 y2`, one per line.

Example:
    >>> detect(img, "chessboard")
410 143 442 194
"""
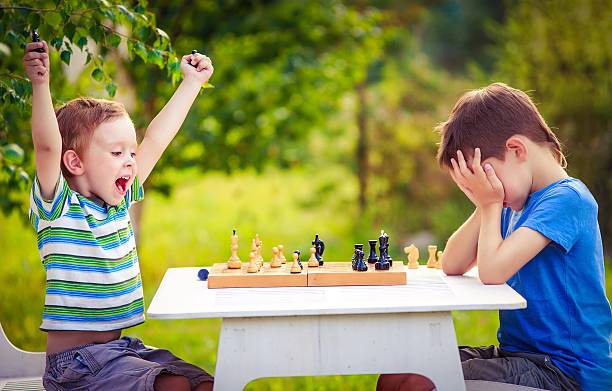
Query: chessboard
207 262 307 288
207 261 407 288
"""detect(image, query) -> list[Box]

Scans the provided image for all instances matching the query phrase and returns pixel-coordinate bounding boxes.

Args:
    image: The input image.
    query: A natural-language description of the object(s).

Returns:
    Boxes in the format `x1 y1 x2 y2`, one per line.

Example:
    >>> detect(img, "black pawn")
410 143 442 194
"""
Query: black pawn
367 240 378 264
190 49 199 68
352 244 364 270
355 249 368 272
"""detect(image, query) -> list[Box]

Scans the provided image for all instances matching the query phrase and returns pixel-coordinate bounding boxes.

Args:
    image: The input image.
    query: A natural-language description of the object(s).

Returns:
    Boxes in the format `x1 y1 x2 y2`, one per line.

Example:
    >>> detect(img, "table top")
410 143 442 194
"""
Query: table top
147 265 526 319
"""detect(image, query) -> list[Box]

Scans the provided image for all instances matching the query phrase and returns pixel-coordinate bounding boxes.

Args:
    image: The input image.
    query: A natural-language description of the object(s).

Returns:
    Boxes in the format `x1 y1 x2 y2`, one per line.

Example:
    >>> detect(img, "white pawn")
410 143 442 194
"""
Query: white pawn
278 244 287 264
436 250 444 269
270 246 281 268
426 245 438 268
308 247 318 267
247 251 259 273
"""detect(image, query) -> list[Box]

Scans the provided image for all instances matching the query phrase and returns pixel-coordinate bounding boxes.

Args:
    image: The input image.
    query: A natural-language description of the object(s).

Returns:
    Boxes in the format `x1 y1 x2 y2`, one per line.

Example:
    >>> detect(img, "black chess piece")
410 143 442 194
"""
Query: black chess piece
367 240 378 264
197 268 209 281
190 49 199 68
313 234 325 266
376 231 391 270
32 31 45 53
355 249 368 272
352 244 364 270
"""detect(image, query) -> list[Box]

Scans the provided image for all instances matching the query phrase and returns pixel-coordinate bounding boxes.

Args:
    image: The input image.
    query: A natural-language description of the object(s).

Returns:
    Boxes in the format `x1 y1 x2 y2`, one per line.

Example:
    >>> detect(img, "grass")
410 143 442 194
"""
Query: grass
1 167 609 390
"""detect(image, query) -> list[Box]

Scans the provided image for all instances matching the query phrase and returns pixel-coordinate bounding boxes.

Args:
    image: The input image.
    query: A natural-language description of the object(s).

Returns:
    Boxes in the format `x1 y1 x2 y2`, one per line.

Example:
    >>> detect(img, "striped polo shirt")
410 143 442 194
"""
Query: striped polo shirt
29 174 145 331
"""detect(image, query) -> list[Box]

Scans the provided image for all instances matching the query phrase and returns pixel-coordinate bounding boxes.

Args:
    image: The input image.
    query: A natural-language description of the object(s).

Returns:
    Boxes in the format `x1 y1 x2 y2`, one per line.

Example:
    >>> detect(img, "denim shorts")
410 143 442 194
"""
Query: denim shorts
43 336 213 391
460 345 581 390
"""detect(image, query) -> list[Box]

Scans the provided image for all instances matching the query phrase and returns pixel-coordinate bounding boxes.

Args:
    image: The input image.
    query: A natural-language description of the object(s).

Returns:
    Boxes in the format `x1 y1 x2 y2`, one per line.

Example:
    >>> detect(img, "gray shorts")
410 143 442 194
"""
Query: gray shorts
460 345 581 390
43 336 213 391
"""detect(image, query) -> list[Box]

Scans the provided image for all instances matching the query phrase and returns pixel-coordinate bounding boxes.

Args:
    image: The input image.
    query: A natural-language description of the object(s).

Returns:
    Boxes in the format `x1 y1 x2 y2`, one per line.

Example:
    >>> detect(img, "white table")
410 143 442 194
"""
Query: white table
147 266 526 391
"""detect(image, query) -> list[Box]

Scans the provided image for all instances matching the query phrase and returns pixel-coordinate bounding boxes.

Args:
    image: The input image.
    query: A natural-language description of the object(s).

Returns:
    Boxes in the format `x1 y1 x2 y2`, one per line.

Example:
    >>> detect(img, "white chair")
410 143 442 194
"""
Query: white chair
0 322 45 391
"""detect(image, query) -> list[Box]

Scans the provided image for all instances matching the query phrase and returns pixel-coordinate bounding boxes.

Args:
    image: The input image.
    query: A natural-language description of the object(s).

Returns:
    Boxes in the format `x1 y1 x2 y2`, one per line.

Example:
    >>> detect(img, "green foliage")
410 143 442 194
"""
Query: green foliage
0 0 193 214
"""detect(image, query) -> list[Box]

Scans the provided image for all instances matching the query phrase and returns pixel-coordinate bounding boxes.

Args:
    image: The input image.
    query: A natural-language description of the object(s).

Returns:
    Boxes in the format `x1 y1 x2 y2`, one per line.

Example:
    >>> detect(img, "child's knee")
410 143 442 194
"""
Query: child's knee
154 373 191 391
377 373 434 391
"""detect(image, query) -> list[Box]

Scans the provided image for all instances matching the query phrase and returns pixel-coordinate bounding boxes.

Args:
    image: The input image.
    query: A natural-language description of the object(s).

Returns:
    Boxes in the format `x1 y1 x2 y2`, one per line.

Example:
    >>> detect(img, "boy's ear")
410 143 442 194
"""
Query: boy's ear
63 150 85 176
506 136 528 161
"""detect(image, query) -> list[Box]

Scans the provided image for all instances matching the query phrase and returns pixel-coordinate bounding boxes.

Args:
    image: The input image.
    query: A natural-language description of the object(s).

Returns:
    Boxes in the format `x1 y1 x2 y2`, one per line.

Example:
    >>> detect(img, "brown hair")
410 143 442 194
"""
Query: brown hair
436 83 565 168
55 98 129 177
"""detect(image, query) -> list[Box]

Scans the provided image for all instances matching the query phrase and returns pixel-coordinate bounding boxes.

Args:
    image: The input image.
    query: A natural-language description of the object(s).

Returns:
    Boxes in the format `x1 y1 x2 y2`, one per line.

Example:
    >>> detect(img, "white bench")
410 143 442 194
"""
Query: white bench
0 322 45 391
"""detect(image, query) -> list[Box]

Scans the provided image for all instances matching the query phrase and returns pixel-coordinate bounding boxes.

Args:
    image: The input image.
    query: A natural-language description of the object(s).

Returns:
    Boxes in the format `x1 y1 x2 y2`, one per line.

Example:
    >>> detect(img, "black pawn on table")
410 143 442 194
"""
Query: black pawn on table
352 244 364 270
354 249 368 272
313 234 325 266
367 240 378 264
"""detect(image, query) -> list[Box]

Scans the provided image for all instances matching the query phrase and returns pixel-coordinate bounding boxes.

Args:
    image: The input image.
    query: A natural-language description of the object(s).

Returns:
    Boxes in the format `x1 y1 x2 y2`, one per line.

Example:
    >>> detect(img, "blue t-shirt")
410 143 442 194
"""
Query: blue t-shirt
498 177 612 390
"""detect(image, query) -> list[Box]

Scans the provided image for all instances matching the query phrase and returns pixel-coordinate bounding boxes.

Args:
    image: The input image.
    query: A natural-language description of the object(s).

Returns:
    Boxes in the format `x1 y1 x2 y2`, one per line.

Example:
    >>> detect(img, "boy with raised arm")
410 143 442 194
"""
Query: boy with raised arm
24 37 214 390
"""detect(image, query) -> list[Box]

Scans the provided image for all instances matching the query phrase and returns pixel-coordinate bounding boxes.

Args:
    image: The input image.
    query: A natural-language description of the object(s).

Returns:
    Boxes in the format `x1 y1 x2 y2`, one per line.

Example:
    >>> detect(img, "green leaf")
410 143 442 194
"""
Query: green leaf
44 12 62 27
77 36 88 49
148 49 164 67
2 144 24 165
108 34 121 48
105 82 117 97
91 68 104 82
64 23 76 40
133 41 148 61
50 37 63 50
60 50 71 65
116 5 135 23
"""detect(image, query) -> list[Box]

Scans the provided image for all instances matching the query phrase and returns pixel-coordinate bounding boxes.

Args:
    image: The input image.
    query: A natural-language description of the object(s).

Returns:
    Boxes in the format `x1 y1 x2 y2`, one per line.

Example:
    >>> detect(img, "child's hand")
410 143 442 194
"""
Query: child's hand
180 52 214 85
23 41 50 85
450 148 504 209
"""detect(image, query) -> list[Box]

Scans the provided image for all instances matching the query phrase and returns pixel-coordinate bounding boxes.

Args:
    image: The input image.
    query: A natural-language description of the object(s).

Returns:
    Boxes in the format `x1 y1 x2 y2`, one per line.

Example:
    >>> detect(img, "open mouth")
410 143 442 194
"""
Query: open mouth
115 175 130 194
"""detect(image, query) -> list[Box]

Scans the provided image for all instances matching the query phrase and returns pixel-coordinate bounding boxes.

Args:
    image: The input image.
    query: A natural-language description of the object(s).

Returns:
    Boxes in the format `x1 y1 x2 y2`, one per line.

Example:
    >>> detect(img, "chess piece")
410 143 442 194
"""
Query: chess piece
367 240 378 264
308 246 319 267
290 251 302 273
270 246 281 268
352 244 364 270
354 249 368 271
436 250 444 269
247 251 259 273
227 229 242 269
313 234 325 266
32 31 45 53
190 49 200 68
378 230 392 266
427 245 438 268
278 244 287 264
403 244 420 269
255 234 263 267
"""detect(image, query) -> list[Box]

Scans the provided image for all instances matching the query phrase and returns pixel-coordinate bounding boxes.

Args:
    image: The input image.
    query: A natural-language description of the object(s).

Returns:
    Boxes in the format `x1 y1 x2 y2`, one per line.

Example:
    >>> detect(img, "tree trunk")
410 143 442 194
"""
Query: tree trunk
356 82 368 211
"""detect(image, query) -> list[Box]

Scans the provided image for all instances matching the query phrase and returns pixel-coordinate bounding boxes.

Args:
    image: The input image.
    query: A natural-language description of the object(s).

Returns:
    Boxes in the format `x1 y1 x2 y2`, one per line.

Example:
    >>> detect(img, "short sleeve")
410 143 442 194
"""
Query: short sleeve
124 175 144 209
520 185 587 253
29 174 71 229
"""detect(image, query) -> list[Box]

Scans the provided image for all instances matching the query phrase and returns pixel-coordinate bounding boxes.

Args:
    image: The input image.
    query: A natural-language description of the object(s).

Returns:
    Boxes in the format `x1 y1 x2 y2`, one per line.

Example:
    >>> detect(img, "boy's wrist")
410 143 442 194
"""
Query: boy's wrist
181 75 206 89
480 203 502 218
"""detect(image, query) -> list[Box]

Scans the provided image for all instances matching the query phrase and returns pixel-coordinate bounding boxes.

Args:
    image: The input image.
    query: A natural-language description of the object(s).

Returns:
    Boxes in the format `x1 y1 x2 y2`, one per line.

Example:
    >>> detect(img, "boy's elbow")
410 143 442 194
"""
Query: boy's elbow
442 263 464 276
478 268 507 285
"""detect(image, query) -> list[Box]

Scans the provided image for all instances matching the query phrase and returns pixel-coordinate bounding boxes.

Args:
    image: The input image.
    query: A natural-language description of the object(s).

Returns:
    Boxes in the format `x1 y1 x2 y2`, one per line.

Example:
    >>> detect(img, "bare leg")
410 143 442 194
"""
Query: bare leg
154 374 191 391
193 381 213 391
377 374 435 391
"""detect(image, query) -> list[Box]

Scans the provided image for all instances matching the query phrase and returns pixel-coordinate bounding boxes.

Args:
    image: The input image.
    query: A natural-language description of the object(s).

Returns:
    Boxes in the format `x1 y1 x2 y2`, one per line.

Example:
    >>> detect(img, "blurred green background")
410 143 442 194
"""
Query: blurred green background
1 1 610 389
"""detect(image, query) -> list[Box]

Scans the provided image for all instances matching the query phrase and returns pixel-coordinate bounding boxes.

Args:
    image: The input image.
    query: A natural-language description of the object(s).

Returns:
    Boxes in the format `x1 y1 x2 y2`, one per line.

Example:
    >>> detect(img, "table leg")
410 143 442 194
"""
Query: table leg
213 312 464 391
